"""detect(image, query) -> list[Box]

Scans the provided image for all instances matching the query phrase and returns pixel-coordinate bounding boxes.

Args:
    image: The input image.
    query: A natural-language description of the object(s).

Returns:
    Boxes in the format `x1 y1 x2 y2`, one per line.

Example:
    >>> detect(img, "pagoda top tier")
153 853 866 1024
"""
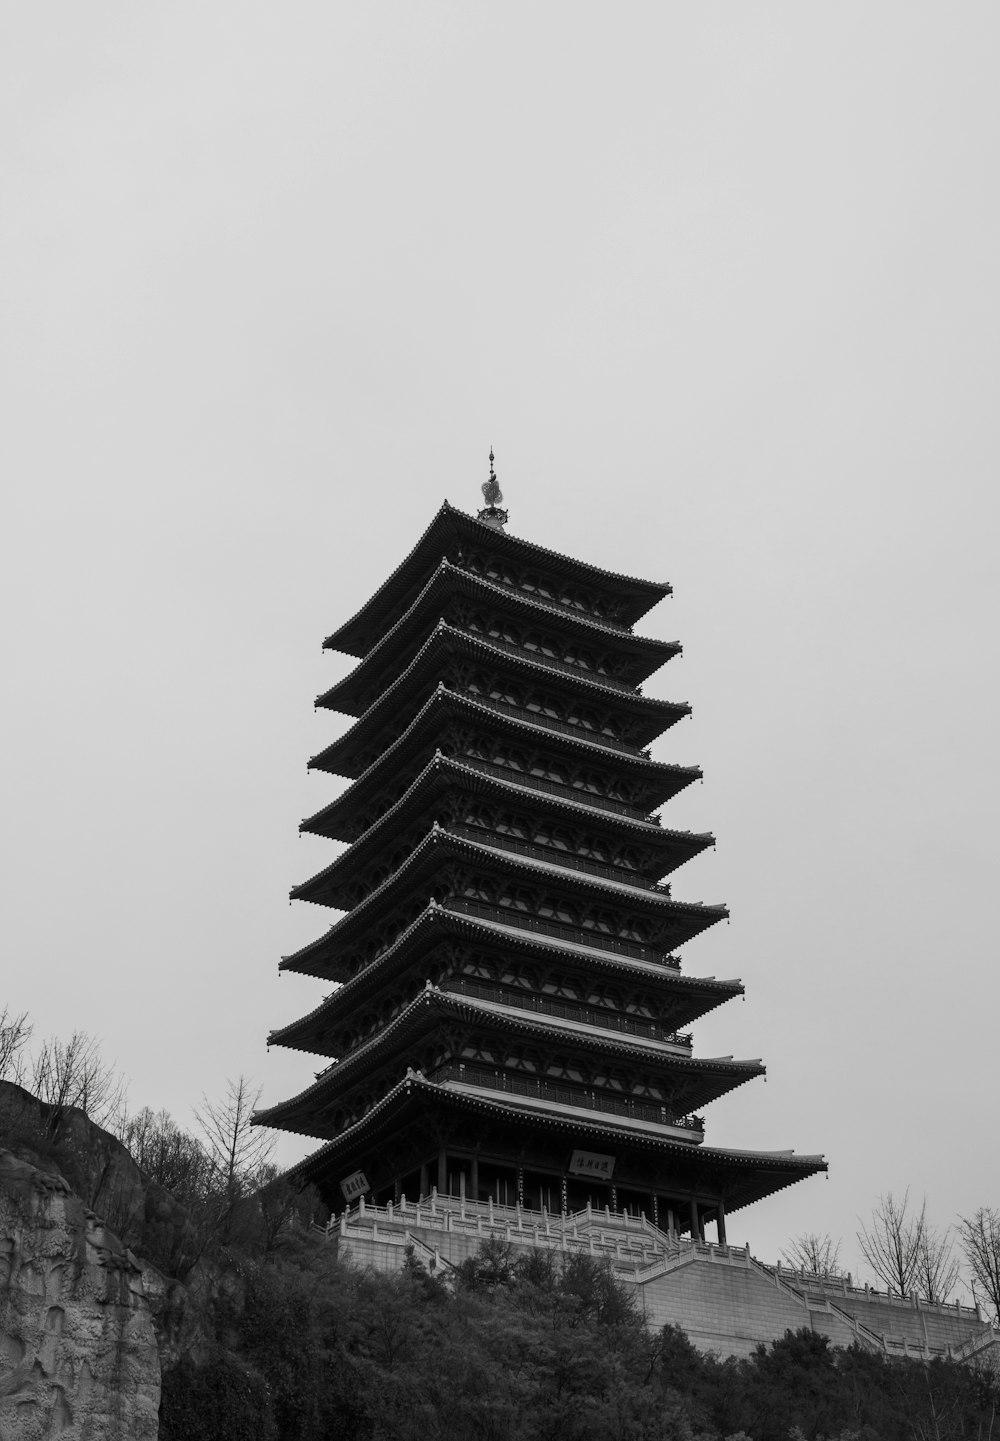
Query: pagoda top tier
325 502 672 658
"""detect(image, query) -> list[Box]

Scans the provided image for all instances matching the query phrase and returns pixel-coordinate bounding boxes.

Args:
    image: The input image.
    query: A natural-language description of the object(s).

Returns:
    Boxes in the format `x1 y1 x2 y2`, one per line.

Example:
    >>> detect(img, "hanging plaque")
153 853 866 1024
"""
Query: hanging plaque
568 1149 615 1179
339 1169 370 1202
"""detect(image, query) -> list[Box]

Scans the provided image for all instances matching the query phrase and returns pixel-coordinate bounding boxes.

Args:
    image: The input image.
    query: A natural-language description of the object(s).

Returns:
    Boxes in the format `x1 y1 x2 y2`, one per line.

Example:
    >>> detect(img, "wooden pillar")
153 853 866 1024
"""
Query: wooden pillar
437 1148 447 1195
420 1161 429 1198
690 1197 701 1241
470 1152 479 1202
717 1197 727 1246
667 1205 676 1235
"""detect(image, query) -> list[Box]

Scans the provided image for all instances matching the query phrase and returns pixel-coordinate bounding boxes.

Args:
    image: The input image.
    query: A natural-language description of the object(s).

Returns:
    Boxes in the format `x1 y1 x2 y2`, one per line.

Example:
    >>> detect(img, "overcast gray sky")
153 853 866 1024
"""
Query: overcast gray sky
2 3 998 1280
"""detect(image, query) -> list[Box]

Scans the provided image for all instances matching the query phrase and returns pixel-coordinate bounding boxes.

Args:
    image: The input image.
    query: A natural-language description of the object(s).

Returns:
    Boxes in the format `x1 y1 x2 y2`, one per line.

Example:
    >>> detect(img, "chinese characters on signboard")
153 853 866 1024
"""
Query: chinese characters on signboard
340 1169 370 1202
568 1149 616 1179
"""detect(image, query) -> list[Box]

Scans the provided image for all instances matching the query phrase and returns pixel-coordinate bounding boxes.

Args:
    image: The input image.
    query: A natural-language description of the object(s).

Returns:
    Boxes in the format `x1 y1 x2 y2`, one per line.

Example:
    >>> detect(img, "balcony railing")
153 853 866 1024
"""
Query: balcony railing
447 978 692 1047
433 1063 705 1134
448 823 668 892
458 755 657 824
443 898 681 969
469 694 650 758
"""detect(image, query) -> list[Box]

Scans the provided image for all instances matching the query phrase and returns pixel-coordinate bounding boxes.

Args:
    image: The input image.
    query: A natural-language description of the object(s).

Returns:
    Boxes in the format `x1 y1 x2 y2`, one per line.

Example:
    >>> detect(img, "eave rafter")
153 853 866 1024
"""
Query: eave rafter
299 754 713 894
323 560 681 712
290 826 728 960
258 986 763 1136
315 623 690 747
309 684 700 799
258 1077 826 1218
276 903 743 1017
324 503 671 658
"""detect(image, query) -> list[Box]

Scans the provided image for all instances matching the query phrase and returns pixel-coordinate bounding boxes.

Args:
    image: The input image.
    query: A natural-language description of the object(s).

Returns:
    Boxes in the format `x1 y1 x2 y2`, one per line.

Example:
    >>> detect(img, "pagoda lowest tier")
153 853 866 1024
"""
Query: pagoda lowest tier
259 485 825 1231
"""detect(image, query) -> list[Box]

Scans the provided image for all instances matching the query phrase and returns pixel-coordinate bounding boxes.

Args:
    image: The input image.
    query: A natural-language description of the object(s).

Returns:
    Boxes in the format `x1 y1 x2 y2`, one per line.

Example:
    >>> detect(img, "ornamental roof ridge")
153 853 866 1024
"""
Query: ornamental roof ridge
291 813 726 918
322 560 681 699
302 749 705 857
277 899 743 1001
309 681 696 781
430 991 764 1071
271 1078 828 1200
434 829 727 913
317 620 691 723
355 555 683 654
267 986 764 1120
323 501 672 658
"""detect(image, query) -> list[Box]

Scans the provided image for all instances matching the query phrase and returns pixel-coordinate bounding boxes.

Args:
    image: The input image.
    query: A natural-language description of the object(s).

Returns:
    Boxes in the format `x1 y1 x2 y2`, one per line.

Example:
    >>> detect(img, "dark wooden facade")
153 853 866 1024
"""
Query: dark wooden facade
258 500 825 1235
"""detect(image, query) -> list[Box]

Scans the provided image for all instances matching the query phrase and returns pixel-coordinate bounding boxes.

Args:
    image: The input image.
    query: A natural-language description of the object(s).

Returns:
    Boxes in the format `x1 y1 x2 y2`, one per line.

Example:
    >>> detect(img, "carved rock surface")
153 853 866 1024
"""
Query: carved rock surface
0 1148 160 1440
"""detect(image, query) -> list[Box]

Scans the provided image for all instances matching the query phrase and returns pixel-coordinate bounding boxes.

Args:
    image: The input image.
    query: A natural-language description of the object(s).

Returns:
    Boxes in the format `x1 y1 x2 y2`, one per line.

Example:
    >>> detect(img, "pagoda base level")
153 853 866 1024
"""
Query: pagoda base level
285 1077 825 1220
320 1194 996 1364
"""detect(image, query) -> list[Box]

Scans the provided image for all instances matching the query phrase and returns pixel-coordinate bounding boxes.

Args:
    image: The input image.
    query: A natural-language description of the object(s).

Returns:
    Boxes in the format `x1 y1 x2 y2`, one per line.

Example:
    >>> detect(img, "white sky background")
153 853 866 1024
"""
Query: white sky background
2 4 998 1283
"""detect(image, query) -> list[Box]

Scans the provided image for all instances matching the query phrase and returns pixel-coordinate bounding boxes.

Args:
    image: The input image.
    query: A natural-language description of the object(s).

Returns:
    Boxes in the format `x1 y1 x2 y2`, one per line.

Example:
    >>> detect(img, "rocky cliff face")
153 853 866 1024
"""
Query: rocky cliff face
0 1148 161 1440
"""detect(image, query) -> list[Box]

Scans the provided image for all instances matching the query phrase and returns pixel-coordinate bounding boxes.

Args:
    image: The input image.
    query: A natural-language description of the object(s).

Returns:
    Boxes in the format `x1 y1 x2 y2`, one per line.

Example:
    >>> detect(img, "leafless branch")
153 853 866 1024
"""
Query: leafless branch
779 1231 843 1275
856 1189 925 1297
958 1207 1000 1324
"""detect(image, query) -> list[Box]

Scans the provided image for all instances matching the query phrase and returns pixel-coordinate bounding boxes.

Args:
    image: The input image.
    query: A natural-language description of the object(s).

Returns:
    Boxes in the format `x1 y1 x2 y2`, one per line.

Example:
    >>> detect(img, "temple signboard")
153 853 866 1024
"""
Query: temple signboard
340 1169 370 1202
568 1150 615 1180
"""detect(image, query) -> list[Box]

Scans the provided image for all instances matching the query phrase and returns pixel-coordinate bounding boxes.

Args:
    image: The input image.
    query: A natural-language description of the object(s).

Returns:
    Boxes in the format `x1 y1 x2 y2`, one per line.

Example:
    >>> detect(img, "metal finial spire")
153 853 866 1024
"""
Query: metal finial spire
478 447 508 530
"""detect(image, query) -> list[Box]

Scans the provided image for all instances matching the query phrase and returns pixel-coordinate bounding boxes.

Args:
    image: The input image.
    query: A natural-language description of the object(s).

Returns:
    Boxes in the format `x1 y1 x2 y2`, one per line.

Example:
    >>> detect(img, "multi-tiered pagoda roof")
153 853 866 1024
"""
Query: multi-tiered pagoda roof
258 472 825 1236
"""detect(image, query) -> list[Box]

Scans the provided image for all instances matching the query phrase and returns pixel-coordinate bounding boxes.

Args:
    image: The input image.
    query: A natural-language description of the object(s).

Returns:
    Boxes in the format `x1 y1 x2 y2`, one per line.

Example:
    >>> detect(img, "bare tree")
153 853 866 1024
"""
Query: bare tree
120 1106 214 1206
779 1232 843 1275
915 1222 960 1304
28 1030 127 1136
194 1075 275 1204
958 1207 1000 1324
857 1189 925 1296
0 1008 32 1082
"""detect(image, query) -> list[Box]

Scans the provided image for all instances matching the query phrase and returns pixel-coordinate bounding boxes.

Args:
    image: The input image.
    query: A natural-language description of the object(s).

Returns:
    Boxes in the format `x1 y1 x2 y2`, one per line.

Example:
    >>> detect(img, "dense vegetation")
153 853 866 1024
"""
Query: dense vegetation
2 1016 997 1438
158 1235 999 1441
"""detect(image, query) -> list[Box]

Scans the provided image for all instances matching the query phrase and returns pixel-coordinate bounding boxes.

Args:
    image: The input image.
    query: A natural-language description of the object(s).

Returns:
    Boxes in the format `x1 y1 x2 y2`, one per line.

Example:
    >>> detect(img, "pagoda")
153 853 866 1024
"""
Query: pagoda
258 458 825 1238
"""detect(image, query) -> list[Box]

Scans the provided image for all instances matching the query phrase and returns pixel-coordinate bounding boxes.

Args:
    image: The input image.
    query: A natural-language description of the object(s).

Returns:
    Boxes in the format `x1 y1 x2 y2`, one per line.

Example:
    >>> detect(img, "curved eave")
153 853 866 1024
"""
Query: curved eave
264 989 763 1127
290 827 729 949
301 757 712 888
277 905 743 1028
267 1078 827 1215
309 685 699 800
316 623 690 744
272 933 743 1049
323 561 680 706
325 503 672 658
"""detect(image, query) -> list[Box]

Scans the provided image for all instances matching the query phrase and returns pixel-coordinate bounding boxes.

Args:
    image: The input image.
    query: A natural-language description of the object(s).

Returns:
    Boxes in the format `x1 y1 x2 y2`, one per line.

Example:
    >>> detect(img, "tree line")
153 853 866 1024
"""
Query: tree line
2 1004 999 1324
0 1006 321 1273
